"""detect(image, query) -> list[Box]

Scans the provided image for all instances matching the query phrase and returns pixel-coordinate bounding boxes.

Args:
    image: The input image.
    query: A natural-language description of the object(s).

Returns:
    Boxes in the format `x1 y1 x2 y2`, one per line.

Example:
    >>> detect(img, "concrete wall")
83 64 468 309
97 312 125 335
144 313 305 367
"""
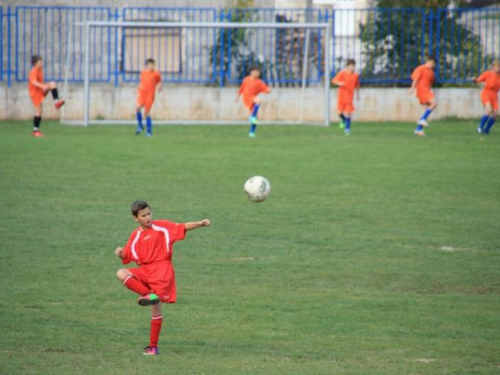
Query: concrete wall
0 83 484 123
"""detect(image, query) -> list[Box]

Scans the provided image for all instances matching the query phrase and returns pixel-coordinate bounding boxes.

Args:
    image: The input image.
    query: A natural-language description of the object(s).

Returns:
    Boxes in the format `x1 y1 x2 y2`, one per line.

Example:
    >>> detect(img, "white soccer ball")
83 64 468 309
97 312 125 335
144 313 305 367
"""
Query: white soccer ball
244 176 271 202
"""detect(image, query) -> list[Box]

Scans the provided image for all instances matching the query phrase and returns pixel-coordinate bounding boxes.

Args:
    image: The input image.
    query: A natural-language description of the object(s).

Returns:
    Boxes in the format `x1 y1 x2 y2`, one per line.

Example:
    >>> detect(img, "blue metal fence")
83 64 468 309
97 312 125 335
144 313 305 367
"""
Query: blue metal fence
1 5 499 87
0 7 4 83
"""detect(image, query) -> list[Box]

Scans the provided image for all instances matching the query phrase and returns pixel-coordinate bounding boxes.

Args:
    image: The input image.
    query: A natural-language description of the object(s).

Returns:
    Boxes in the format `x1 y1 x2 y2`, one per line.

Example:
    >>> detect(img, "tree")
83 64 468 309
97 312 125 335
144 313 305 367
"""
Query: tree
360 0 491 84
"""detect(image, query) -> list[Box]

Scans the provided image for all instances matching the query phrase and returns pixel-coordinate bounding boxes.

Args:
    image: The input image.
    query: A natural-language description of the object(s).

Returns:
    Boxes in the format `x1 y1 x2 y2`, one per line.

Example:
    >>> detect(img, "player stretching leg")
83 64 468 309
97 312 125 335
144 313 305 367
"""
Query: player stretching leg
473 61 500 134
409 56 436 137
331 59 360 136
115 200 210 356
136 59 162 137
28 55 65 137
236 66 271 138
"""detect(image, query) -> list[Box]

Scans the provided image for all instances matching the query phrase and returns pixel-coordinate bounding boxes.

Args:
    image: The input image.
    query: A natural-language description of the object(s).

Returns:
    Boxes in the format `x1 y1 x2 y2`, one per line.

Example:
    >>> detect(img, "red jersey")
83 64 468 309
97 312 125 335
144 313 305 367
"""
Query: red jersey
138 70 161 99
28 66 44 97
239 76 270 109
411 64 434 94
476 71 500 93
332 70 360 103
121 220 186 265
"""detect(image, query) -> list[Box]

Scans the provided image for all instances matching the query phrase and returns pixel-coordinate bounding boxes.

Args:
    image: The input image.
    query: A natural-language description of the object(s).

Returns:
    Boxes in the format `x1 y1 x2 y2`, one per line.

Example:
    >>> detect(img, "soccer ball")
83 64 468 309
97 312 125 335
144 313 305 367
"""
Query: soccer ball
244 176 271 202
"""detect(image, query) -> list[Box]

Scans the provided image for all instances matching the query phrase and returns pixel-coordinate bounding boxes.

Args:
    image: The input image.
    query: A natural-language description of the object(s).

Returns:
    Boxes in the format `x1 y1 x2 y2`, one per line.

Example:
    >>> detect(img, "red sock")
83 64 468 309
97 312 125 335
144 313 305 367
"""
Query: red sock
123 275 149 296
150 315 163 348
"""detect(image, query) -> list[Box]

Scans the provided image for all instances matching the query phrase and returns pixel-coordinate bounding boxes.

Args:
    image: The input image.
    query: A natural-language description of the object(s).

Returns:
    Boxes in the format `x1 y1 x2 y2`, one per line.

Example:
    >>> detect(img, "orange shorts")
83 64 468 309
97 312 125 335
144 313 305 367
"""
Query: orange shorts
338 101 355 114
137 94 155 112
417 91 434 105
30 89 49 107
481 90 499 111
128 261 176 303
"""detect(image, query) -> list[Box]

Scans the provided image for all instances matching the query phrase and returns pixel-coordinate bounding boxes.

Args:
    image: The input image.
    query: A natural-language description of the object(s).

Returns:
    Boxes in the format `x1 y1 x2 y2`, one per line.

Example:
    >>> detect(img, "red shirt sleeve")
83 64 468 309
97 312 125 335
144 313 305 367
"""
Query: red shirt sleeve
121 230 137 265
332 71 344 84
355 74 360 88
476 72 487 83
156 220 186 243
411 66 422 81
259 80 270 93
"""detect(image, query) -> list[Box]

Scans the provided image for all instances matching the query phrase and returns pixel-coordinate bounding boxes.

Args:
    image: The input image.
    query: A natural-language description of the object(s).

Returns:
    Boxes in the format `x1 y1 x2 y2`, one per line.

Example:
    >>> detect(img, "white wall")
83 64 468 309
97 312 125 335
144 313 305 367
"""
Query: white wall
0 83 484 123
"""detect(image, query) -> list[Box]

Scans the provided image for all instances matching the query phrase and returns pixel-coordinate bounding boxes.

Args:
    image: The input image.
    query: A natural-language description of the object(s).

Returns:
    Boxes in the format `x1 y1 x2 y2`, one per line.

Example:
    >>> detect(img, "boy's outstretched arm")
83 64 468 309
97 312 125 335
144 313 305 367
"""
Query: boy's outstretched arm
331 78 344 87
185 219 211 231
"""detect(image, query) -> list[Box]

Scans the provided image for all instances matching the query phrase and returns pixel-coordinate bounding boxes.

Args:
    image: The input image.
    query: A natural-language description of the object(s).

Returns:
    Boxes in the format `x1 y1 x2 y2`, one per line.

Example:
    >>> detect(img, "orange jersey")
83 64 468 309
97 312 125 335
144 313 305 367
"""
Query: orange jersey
411 64 434 94
28 67 46 106
121 220 186 266
476 71 500 93
332 70 360 113
138 70 161 99
238 76 270 109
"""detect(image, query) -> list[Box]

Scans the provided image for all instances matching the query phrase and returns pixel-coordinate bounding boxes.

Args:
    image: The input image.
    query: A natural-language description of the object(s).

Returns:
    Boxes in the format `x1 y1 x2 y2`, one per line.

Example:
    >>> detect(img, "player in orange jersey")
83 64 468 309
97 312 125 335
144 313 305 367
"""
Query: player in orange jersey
331 59 360 136
474 61 500 134
236 66 271 138
28 55 65 137
115 200 210 356
135 59 162 137
409 56 436 136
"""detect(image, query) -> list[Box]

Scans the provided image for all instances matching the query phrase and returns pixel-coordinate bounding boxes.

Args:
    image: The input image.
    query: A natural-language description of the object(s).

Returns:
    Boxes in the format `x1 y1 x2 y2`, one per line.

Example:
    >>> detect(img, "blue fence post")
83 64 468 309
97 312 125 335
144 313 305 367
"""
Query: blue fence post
219 8 225 87
428 9 433 60
435 9 441 83
113 7 119 87
7 6 11 87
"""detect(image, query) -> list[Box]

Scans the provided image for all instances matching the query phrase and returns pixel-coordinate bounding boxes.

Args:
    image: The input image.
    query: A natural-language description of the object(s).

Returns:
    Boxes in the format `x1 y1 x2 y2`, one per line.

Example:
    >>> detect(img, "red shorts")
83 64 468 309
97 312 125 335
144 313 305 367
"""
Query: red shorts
137 94 155 112
338 100 355 114
417 91 434 105
243 95 257 111
481 90 499 111
128 261 176 303
30 89 49 107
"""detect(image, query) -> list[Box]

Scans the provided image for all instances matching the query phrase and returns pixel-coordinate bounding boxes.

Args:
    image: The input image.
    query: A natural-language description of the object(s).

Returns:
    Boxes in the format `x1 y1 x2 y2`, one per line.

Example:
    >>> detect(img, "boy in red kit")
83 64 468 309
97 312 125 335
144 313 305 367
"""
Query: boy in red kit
331 59 360 136
409 56 436 136
135 59 162 137
474 61 500 134
28 55 65 137
115 200 210 356
236 66 271 138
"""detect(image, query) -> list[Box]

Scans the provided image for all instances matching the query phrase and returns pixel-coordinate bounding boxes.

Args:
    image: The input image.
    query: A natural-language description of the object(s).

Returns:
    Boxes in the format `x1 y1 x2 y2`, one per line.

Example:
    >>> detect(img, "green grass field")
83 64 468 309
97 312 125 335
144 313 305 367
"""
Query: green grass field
1 120 499 374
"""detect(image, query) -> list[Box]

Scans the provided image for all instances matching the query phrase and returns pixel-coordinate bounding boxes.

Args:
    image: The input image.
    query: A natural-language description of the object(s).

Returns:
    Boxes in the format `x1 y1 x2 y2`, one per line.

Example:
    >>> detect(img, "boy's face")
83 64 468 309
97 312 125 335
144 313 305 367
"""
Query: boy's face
35 59 43 68
146 62 155 71
250 69 260 78
134 207 153 228
346 64 355 73
492 63 500 74
426 60 436 69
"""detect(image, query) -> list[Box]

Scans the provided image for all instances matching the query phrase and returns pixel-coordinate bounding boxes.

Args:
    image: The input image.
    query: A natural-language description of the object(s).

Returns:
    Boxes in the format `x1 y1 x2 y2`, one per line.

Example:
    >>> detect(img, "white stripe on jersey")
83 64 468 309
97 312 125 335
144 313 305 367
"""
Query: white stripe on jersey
152 224 171 254
131 230 141 260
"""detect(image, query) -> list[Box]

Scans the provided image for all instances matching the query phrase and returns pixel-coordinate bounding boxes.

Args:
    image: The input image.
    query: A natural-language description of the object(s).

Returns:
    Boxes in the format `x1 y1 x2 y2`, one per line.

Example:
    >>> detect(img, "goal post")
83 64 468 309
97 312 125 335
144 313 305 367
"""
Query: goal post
62 21 331 127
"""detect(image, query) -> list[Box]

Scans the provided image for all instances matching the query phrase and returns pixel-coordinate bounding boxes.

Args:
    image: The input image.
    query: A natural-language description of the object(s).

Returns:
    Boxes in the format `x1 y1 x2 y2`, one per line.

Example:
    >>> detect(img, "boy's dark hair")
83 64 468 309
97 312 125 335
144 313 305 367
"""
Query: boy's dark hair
249 66 261 73
145 58 155 65
31 55 42 66
346 59 356 66
131 200 150 217
426 55 436 62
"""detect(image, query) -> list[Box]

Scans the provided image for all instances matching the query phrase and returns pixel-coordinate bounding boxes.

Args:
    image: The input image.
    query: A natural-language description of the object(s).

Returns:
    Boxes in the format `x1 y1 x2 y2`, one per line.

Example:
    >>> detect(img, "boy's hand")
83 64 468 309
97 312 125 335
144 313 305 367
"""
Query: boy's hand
201 219 211 227
115 247 124 259
408 88 414 95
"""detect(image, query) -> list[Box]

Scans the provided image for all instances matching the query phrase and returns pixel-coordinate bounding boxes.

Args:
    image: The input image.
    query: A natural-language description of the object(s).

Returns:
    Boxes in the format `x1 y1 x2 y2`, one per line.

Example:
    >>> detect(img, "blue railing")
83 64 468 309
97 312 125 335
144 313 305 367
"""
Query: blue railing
1 5 499 86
